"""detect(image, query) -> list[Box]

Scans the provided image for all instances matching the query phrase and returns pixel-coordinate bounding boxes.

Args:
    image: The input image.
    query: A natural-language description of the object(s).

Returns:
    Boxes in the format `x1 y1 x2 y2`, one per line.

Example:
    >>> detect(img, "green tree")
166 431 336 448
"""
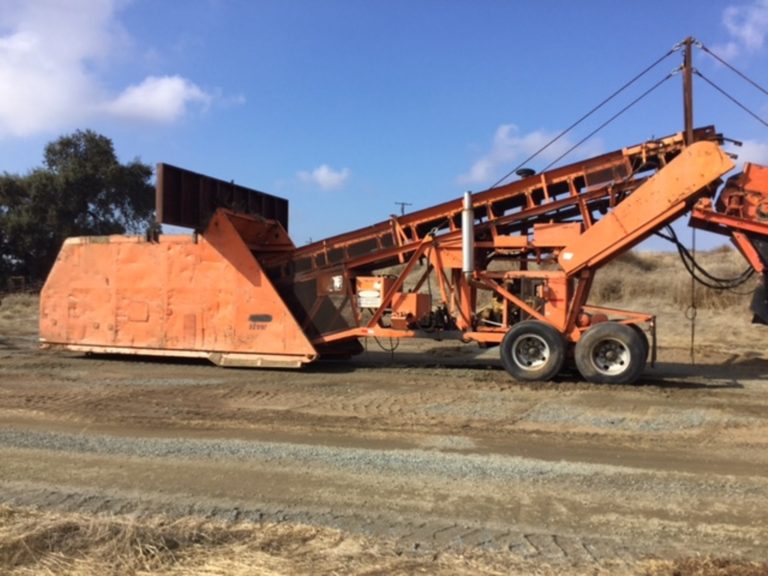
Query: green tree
0 130 154 283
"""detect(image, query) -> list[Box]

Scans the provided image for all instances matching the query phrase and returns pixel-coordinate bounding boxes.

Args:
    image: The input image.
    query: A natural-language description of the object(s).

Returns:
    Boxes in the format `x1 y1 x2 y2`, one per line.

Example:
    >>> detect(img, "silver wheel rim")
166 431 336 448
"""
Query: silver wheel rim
590 337 631 376
511 333 550 371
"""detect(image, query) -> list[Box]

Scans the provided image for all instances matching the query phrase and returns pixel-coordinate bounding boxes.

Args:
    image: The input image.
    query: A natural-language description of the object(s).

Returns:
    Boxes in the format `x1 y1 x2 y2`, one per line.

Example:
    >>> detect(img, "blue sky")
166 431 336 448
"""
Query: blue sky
2 0 768 249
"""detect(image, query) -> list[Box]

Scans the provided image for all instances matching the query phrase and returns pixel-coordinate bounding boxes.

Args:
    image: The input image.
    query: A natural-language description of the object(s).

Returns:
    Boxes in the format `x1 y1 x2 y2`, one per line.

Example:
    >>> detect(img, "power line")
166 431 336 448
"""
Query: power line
694 70 768 129
394 201 412 216
699 43 768 98
541 73 676 171
488 45 679 189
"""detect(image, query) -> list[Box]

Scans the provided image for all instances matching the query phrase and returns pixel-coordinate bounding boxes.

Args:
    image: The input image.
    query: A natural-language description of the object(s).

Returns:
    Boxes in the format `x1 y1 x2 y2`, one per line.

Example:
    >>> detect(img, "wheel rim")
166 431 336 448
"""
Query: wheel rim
589 337 631 376
511 334 550 371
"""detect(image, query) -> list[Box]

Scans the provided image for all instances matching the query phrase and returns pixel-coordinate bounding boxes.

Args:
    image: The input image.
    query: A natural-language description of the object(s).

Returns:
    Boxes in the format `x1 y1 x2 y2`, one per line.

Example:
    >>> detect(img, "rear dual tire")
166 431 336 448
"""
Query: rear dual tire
500 321 565 382
500 320 647 384
574 322 647 385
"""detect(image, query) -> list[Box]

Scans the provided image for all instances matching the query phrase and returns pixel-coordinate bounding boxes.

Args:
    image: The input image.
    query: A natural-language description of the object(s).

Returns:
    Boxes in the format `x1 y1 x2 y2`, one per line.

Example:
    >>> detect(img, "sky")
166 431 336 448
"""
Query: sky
2 0 768 250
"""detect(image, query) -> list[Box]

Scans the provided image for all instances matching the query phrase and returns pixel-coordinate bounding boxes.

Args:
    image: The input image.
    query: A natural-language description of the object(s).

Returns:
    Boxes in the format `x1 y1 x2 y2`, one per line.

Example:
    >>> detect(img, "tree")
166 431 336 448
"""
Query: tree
0 130 154 283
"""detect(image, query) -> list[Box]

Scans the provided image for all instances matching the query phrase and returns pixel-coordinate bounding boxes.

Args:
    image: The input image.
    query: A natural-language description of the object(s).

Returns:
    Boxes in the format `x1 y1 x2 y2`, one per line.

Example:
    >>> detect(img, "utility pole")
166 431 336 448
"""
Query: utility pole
395 201 412 216
683 36 695 145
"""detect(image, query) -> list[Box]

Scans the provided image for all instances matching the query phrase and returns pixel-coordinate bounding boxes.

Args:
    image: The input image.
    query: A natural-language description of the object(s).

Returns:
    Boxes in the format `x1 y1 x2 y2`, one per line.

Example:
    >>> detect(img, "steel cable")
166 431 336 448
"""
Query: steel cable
689 226 697 365
488 46 679 189
541 73 675 172
699 43 768 98
694 70 768 129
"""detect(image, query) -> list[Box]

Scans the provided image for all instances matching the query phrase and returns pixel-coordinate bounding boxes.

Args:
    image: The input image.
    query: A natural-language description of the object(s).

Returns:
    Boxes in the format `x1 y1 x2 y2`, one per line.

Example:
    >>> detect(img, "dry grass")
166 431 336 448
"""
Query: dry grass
591 247 757 311
0 293 39 336
591 248 766 357
642 558 768 576
0 505 517 576
0 506 764 576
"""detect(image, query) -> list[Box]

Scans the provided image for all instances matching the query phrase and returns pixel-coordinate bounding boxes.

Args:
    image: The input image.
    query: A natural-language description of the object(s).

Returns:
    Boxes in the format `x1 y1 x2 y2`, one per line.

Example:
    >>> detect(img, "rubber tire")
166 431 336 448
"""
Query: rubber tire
500 320 566 382
629 324 650 364
575 322 647 385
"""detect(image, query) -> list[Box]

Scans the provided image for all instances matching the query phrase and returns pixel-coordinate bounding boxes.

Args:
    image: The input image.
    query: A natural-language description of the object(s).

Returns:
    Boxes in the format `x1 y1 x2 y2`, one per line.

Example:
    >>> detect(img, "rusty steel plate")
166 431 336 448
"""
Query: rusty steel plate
156 163 289 231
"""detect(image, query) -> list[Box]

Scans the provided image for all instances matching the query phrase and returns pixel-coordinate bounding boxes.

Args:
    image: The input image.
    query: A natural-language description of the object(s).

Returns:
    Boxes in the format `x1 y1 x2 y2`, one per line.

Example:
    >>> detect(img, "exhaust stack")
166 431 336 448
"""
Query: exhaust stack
462 191 474 276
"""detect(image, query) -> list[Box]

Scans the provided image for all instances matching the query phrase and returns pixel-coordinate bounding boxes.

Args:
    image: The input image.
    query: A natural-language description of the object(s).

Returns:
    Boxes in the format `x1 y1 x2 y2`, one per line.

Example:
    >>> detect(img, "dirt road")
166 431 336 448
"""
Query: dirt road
2 311 768 574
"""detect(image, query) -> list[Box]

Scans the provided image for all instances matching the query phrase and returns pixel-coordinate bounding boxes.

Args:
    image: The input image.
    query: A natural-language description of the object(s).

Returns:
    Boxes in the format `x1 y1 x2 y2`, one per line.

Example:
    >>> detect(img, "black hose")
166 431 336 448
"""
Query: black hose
656 226 755 290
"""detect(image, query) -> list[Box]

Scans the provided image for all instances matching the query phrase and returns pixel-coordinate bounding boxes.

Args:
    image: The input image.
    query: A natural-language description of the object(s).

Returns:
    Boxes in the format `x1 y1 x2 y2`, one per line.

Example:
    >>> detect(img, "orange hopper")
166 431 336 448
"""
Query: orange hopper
40 166 316 367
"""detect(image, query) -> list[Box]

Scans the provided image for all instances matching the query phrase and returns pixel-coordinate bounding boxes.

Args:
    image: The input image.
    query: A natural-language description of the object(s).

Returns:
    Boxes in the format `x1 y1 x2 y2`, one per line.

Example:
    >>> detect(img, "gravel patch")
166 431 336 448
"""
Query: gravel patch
423 392 516 420
0 428 764 502
521 404 746 432
118 378 229 387
418 435 478 451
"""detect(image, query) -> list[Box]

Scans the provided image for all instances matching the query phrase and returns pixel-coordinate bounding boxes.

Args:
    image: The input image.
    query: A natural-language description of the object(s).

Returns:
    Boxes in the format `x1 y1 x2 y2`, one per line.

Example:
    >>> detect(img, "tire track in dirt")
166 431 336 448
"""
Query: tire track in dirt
3 479 761 567
0 481 649 566
0 428 766 565
3 341 768 569
3 356 768 467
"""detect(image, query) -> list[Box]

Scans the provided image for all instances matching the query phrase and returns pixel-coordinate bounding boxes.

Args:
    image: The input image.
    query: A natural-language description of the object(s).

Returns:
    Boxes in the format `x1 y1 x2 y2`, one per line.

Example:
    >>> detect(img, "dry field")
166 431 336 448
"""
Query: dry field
1 249 768 575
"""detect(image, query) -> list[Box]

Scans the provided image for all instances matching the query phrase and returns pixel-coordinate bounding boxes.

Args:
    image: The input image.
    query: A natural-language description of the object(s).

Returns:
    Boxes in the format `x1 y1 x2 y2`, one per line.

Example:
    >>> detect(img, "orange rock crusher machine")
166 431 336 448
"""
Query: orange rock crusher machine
39 127 768 384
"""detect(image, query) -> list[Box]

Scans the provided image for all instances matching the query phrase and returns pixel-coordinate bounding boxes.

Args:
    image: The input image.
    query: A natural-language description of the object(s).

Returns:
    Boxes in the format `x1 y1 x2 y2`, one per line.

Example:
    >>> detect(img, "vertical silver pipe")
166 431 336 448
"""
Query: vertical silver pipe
462 191 474 275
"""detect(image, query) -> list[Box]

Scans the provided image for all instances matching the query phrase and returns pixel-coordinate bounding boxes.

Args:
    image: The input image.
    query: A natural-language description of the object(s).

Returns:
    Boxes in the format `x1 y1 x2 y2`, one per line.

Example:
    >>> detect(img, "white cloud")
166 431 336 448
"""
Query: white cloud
458 124 603 186
218 92 247 108
713 0 768 59
0 0 226 138
106 76 211 123
297 164 351 190
733 138 768 165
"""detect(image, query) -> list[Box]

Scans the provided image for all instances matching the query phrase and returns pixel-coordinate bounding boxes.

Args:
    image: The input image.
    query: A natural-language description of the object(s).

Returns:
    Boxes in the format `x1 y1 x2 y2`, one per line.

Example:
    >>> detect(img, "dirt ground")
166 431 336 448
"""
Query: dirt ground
1 293 768 575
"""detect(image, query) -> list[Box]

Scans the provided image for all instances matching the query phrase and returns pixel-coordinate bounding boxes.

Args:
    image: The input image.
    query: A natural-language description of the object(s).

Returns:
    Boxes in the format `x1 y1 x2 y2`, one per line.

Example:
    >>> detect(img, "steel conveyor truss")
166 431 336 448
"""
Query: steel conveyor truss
258 127 729 364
